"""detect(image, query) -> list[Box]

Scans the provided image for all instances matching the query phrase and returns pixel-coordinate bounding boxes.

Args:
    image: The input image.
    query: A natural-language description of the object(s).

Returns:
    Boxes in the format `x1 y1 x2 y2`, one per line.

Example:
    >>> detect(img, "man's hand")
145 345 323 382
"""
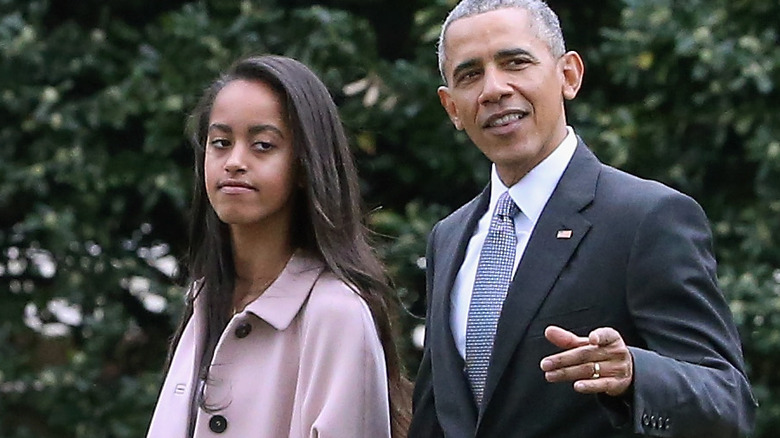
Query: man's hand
539 325 634 396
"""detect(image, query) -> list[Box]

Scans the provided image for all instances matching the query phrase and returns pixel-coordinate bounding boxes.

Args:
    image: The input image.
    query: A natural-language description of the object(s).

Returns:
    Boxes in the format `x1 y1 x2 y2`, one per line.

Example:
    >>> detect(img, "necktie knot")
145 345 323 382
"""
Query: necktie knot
495 191 519 220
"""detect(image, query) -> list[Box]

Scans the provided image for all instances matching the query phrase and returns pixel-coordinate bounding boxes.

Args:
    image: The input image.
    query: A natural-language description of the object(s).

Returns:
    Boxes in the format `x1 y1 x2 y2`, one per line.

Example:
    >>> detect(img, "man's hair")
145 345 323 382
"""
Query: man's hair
437 0 566 83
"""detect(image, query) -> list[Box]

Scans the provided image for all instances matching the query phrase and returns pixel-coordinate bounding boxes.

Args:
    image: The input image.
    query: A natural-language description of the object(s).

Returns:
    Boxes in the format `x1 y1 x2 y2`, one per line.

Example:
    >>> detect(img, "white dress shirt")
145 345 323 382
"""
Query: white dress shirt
450 127 578 358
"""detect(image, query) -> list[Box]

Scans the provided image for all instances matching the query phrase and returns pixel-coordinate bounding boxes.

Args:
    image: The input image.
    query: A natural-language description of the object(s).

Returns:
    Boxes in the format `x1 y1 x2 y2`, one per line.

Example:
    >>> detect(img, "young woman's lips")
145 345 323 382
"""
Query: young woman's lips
218 180 257 194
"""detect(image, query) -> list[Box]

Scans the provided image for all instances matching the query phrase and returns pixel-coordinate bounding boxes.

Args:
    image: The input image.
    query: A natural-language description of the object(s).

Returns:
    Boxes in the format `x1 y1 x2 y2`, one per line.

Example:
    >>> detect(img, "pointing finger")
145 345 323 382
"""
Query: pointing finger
544 325 589 350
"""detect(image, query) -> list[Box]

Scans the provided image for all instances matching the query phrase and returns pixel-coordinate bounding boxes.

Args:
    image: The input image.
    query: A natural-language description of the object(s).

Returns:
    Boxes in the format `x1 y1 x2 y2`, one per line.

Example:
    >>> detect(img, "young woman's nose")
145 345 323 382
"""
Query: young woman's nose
224 142 248 173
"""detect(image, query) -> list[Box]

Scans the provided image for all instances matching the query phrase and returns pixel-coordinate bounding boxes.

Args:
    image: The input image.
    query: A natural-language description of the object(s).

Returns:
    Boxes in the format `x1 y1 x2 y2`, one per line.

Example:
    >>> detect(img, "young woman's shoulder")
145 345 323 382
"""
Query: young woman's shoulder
302 271 377 336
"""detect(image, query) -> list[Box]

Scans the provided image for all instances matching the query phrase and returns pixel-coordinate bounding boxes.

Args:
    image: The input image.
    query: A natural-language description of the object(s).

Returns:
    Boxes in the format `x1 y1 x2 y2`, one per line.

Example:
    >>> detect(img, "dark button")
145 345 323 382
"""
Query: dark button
650 415 657 428
209 415 228 433
234 322 252 338
664 417 671 429
642 414 650 426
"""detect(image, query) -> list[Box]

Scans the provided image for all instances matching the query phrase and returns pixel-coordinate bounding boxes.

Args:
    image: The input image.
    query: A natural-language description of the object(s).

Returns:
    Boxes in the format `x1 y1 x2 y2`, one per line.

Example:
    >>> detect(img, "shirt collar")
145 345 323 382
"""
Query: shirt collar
489 126 577 223
241 249 325 330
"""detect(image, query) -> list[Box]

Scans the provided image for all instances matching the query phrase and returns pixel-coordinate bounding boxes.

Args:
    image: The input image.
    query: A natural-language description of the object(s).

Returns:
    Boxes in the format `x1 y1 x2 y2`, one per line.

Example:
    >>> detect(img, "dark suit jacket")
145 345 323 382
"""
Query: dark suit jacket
409 141 756 437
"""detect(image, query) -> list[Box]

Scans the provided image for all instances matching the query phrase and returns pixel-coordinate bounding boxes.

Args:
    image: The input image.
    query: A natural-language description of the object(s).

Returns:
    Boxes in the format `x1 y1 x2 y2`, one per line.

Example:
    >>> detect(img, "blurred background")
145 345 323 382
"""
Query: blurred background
1 0 778 436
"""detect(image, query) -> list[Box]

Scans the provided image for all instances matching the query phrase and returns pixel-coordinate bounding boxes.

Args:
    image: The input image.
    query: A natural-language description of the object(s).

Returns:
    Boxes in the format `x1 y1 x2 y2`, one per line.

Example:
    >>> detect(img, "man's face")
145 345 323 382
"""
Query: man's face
438 7 582 186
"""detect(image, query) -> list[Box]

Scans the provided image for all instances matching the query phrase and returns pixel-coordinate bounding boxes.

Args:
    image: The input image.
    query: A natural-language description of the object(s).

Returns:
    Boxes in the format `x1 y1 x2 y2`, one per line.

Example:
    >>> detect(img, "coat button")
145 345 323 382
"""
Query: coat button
234 322 252 338
642 414 650 426
664 417 672 429
209 415 228 433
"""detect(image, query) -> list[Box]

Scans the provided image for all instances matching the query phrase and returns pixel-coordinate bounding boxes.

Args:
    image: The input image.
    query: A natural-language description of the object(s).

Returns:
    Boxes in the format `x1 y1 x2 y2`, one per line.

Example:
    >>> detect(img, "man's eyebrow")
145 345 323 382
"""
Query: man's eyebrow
451 48 539 80
495 48 537 61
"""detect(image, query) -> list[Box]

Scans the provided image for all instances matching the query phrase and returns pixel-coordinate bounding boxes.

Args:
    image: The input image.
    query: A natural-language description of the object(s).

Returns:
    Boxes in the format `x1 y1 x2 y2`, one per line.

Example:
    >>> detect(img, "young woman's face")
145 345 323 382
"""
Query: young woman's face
204 79 298 231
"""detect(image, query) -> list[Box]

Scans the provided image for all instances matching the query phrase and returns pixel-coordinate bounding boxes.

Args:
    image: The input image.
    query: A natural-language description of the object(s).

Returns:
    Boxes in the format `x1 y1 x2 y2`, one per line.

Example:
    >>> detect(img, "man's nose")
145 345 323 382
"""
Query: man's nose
478 66 512 105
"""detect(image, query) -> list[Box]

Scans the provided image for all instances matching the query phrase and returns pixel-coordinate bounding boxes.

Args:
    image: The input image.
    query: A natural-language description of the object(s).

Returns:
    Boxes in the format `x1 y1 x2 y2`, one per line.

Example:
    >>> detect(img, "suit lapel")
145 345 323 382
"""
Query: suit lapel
430 186 490 430
479 141 601 416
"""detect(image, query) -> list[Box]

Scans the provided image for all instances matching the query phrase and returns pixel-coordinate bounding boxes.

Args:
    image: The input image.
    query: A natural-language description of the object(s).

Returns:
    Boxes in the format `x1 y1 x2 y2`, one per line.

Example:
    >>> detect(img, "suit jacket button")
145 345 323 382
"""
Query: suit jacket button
235 322 252 338
642 414 650 426
209 415 228 433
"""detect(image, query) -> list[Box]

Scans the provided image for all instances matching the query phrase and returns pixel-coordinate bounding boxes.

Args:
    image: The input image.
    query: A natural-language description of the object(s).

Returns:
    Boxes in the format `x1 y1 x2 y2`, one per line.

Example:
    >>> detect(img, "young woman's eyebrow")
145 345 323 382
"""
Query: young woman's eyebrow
208 123 231 134
248 124 285 139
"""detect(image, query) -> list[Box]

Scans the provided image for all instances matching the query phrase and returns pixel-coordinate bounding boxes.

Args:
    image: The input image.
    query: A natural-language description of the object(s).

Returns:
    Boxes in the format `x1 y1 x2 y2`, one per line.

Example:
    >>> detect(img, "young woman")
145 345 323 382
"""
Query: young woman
146 55 410 438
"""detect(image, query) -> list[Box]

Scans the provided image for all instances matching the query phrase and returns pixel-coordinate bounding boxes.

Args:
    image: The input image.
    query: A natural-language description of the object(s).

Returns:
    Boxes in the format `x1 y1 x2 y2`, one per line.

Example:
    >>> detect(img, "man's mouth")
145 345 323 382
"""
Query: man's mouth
484 111 527 128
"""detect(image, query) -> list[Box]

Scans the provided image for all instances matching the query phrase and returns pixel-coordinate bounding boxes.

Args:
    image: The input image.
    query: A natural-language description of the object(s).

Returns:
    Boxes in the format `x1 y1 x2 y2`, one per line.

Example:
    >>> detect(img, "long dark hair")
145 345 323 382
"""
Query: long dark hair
166 55 411 436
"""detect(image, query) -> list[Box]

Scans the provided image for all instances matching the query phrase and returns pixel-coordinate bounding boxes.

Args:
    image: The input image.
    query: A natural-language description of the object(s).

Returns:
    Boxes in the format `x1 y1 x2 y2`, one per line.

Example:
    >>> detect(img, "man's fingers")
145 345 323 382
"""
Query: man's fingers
589 327 622 347
544 325 589 349
573 376 631 396
542 326 634 397
544 361 599 382
541 326 597 372
541 346 597 372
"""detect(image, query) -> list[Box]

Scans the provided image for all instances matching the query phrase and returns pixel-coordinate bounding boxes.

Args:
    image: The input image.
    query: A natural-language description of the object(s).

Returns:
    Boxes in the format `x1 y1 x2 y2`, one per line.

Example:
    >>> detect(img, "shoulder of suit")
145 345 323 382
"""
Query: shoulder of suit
598 162 686 197
438 191 485 227
594 160 703 217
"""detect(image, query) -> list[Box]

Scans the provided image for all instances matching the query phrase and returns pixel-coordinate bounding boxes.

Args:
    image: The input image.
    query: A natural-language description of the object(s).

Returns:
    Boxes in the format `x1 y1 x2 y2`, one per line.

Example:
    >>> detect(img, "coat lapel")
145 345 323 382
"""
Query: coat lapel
479 141 600 416
430 186 490 430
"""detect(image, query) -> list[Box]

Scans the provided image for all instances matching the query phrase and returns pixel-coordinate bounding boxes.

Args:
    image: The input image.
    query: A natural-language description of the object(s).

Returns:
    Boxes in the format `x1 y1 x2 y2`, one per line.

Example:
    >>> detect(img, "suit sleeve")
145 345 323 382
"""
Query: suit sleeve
616 191 757 437
408 222 446 438
290 282 391 438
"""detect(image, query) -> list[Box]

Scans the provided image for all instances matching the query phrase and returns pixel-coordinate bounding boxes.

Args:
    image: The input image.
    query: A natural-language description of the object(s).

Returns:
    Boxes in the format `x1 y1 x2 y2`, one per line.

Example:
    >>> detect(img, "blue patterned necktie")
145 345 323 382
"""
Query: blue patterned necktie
465 191 519 406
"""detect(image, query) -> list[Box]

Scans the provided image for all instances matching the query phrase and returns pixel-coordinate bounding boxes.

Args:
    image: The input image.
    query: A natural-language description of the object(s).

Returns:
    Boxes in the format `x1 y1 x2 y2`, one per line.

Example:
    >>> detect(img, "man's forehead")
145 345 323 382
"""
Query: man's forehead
443 9 539 55
442 18 545 76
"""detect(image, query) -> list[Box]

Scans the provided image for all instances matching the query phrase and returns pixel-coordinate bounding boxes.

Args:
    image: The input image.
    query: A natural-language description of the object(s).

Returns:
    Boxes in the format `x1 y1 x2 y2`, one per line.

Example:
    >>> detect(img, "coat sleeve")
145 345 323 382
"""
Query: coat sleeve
408 222 446 438
290 278 391 438
615 190 757 437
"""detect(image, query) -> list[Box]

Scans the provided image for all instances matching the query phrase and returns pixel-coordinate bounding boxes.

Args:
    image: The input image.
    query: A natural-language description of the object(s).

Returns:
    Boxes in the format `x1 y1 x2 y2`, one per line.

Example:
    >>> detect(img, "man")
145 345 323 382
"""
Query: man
408 1 757 437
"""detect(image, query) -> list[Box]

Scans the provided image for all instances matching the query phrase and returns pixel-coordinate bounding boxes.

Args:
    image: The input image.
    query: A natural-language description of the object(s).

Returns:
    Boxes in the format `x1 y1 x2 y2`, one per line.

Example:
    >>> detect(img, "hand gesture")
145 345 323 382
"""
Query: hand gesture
539 325 634 396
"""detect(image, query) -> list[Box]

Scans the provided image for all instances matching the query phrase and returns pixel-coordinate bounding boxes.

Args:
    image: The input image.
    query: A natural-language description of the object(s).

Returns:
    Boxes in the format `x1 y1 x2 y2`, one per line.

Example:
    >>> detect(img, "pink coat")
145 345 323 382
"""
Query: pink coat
146 252 391 437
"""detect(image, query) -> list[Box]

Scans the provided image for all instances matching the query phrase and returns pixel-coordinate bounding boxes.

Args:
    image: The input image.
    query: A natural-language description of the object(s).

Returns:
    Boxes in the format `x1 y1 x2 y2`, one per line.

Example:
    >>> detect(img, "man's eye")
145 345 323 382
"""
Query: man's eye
507 58 530 68
457 70 480 84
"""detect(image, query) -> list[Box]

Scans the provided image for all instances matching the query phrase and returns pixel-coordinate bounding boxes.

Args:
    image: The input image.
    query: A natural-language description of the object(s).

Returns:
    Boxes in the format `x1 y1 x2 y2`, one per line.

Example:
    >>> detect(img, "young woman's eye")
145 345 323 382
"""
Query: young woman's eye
209 138 230 149
253 141 274 151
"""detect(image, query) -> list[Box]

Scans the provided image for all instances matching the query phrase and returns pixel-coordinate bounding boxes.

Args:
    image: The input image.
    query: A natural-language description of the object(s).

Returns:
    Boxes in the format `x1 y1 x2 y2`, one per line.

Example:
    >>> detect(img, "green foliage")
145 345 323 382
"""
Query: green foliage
1 0 778 436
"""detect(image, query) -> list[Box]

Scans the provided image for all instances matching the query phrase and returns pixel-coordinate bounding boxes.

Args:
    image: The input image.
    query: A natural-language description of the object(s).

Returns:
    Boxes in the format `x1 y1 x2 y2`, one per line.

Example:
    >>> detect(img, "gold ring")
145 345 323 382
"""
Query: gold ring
591 362 600 379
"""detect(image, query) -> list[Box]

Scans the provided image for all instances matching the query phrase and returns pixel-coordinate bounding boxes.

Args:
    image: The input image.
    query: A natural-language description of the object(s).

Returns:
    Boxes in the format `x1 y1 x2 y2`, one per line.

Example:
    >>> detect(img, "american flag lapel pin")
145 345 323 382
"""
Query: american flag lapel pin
556 229 573 239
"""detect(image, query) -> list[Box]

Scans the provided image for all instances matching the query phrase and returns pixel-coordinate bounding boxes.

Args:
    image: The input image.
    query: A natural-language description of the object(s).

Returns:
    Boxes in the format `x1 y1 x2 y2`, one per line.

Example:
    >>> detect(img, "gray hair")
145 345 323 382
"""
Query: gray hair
437 0 566 83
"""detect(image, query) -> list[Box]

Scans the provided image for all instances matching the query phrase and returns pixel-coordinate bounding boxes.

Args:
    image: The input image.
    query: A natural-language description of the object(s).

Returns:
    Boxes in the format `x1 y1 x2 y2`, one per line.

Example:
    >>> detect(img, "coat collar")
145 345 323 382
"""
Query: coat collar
241 250 325 330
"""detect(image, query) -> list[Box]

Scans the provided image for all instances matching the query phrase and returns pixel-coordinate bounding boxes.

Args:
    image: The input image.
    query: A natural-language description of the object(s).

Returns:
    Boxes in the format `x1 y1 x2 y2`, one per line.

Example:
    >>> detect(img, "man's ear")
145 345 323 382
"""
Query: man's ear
560 51 584 100
438 86 464 130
